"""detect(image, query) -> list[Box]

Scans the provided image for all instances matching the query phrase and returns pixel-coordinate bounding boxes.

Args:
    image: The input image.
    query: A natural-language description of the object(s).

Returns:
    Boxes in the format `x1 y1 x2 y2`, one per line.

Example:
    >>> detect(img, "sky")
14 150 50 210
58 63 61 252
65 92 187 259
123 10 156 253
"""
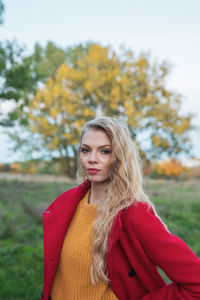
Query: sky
0 0 200 162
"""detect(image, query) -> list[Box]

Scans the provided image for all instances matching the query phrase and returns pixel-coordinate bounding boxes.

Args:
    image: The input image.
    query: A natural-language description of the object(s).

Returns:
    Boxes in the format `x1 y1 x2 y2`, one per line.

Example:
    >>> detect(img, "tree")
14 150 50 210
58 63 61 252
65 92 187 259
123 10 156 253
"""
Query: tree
26 43 193 176
0 41 67 126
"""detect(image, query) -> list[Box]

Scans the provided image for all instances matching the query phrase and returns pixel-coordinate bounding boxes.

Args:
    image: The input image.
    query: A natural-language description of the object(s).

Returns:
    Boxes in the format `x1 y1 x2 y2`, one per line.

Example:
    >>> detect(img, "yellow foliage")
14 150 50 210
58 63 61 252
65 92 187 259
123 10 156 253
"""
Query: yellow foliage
56 63 69 79
153 158 184 177
110 86 120 104
84 80 94 93
74 119 85 130
137 56 148 70
82 107 93 117
152 135 170 148
174 118 191 135
152 135 161 147
48 106 59 120
27 43 192 164
10 162 21 173
125 105 134 118
64 133 71 139
52 137 59 147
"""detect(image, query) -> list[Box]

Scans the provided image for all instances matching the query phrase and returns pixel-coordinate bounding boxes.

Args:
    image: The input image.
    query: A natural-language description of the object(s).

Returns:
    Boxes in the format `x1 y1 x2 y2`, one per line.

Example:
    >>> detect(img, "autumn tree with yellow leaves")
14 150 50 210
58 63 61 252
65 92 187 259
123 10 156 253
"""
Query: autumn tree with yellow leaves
27 43 192 176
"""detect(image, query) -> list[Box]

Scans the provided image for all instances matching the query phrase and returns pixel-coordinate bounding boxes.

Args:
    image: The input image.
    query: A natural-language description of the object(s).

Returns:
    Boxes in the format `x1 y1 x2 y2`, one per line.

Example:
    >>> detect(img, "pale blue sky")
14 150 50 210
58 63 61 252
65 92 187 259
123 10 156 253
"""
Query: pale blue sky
0 0 200 162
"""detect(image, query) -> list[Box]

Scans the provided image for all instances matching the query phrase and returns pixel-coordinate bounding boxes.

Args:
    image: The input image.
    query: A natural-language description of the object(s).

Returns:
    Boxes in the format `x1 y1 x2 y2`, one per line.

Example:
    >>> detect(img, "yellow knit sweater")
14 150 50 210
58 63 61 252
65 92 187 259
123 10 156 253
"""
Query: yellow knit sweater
51 189 118 300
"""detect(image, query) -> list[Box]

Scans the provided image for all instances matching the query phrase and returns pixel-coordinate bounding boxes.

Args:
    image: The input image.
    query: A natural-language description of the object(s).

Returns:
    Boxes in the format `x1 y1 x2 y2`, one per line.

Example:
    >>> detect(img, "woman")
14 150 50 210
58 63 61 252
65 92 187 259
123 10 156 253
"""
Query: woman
41 117 200 300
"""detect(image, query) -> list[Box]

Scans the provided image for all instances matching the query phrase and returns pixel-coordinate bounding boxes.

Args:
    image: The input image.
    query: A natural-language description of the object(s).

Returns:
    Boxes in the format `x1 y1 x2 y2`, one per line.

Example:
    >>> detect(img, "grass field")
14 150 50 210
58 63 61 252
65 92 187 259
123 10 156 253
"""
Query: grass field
0 178 200 299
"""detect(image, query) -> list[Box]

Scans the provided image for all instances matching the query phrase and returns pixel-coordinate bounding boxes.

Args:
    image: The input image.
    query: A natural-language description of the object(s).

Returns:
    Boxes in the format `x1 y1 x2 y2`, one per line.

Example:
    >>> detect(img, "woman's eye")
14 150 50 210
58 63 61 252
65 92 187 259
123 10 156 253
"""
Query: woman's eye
101 149 111 154
81 148 89 153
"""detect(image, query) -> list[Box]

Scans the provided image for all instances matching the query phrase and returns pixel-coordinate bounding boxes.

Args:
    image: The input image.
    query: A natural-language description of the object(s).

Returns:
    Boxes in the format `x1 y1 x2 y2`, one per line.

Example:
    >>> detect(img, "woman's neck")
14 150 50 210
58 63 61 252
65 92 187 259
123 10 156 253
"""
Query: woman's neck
88 181 109 204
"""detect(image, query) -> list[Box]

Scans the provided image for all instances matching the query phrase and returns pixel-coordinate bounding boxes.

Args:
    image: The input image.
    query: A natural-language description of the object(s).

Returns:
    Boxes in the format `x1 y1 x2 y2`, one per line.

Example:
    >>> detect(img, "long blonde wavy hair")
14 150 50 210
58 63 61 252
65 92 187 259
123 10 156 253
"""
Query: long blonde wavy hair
77 117 152 284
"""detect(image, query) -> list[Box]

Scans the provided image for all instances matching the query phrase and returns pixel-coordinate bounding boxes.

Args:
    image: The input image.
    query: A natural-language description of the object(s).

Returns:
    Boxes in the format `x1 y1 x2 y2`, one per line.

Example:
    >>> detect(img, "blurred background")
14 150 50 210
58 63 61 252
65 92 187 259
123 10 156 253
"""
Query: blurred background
0 0 200 178
0 1 200 299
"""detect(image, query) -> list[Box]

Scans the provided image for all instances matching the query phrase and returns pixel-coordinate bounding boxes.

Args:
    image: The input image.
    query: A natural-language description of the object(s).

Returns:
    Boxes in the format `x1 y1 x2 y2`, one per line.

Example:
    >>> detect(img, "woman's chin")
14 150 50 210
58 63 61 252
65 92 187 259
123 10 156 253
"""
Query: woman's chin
87 176 110 185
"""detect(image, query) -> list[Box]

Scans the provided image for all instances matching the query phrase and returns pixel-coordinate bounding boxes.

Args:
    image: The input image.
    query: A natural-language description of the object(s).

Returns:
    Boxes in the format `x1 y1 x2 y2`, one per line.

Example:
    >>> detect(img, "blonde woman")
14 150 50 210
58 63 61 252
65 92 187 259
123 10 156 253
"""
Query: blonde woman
40 117 200 300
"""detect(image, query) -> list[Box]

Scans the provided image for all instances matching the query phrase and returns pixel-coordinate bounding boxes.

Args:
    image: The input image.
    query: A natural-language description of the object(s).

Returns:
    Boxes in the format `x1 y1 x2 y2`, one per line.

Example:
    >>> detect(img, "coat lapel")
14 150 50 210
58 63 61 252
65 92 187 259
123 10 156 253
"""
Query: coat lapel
108 208 124 251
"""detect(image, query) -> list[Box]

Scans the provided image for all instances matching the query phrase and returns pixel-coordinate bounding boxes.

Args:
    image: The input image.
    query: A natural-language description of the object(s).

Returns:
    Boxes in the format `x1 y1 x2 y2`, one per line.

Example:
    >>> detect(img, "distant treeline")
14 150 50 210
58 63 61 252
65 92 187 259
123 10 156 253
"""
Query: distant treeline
1 158 200 179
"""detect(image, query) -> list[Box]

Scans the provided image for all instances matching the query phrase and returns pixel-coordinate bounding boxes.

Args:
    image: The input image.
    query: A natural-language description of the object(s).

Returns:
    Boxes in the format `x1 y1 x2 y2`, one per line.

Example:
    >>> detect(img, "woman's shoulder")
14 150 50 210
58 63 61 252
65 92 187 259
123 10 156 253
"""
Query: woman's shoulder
126 200 155 218
122 200 166 234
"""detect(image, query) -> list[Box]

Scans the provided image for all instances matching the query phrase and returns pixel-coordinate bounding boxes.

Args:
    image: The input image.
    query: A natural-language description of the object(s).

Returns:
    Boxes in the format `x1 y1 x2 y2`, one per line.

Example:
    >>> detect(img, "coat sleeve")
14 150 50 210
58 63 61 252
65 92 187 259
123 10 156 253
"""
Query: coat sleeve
131 203 200 299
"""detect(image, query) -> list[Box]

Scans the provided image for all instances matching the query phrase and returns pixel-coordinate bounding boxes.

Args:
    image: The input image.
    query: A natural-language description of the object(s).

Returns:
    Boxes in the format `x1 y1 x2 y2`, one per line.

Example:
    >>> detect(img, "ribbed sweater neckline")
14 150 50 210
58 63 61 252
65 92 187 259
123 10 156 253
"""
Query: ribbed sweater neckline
78 189 96 216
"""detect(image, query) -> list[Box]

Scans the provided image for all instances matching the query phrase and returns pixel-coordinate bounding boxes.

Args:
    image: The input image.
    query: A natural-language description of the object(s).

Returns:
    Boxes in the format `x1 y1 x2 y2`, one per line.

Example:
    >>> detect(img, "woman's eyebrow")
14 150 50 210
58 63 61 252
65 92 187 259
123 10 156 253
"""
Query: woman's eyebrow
98 145 112 148
81 144 112 148
80 144 90 147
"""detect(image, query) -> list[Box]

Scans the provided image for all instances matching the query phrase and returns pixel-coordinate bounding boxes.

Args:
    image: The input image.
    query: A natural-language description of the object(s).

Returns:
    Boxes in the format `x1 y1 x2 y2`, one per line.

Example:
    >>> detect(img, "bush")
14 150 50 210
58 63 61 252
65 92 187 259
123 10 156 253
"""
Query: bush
151 158 188 179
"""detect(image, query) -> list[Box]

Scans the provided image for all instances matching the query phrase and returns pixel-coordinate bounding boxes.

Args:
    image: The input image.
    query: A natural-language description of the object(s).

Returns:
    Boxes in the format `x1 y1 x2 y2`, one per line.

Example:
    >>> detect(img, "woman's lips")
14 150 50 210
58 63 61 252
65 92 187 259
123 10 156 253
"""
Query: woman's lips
87 168 101 175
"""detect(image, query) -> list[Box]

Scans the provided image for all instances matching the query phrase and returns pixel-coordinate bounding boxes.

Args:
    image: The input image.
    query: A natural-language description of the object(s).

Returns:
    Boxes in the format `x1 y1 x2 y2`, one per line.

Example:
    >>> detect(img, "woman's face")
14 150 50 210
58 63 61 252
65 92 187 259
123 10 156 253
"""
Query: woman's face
80 129 112 184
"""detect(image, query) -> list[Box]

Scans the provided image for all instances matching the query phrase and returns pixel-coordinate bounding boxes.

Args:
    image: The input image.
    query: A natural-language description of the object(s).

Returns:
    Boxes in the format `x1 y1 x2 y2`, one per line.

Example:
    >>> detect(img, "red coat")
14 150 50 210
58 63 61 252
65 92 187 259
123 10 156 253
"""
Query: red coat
41 180 200 300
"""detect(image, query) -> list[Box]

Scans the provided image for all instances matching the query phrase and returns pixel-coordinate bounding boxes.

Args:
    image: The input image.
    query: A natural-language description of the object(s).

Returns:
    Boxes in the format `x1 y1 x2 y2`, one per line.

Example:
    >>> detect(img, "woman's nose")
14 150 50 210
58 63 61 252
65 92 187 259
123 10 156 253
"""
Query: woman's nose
88 151 98 162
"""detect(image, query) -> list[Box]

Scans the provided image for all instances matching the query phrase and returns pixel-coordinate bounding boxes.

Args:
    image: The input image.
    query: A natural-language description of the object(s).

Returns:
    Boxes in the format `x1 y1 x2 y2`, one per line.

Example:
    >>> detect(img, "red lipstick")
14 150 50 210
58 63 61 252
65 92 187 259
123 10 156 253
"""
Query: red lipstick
87 168 101 175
